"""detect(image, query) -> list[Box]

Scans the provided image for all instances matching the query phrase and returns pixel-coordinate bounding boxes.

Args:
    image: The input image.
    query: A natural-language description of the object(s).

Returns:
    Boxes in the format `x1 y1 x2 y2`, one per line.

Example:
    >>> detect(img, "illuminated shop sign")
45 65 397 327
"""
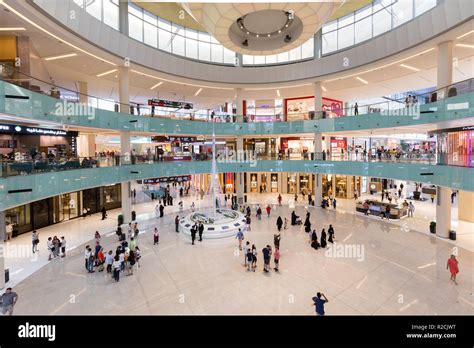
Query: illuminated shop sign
147 99 193 109
0 124 78 137
143 175 191 184
151 136 196 143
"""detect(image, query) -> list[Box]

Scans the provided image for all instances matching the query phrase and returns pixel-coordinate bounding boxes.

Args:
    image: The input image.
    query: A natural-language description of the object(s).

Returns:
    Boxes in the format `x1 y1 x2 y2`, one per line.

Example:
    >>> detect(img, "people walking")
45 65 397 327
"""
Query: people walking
311 230 320 250
236 228 244 250
174 216 180 233
246 246 253 271
47 237 54 261
312 292 329 316
304 214 311 233
273 248 280 272
155 204 160 218
105 250 114 274
274 232 281 249
198 222 204 241
276 216 283 231
191 224 197 245
243 241 250 267
101 206 107 220
328 225 335 244
332 198 337 210
278 194 282 206
266 205 271 218
1 287 18 315
159 204 164 218
60 236 66 257
262 245 271 273
447 254 459 285
32 230 39 254
408 202 415 217
251 244 257 272
320 229 327 248
112 255 121 282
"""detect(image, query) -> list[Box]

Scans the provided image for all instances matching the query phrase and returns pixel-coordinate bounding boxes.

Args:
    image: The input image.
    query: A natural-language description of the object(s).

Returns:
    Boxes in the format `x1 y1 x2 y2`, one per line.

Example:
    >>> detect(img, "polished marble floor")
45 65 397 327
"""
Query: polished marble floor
6 189 474 315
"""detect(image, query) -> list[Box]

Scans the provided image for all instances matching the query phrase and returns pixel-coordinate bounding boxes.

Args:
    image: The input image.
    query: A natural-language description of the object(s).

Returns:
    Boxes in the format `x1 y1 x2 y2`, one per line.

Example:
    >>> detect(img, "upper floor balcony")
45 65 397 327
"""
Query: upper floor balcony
1 71 473 137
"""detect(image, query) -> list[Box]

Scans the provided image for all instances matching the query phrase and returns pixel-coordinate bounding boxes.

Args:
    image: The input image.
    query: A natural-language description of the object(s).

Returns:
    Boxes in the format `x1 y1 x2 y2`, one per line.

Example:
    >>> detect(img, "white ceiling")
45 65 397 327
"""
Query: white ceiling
0 5 473 109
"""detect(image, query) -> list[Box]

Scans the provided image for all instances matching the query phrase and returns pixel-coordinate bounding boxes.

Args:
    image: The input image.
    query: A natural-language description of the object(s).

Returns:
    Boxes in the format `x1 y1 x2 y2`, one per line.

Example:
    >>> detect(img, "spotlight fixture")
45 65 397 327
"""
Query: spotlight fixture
242 39 248 47
284 35 291 43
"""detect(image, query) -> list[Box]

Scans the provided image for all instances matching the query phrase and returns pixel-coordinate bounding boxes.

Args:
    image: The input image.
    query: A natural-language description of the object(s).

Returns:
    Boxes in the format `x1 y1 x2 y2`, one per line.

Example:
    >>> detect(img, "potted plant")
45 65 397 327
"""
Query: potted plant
131 210 136 221
429 221 436 234
118 214 124 226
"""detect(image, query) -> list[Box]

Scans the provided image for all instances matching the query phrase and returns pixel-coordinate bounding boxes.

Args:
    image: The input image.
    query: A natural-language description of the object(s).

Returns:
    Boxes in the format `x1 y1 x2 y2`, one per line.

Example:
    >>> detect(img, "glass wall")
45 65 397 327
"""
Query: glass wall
437 129 474 168
322 0 436 55
73 0 119 30
242 38 314 66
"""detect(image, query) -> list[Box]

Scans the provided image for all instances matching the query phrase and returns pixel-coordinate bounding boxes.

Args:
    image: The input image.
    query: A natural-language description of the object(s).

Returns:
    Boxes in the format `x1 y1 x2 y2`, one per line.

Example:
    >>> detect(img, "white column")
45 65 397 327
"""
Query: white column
314 133 323 159
120 131 132 222
121 182 132 224
235 88 243 122
436 186 452 238
437 41 453 88
236 136 244 204
458 191 474 223
118 65 130 113
435 42 453 237
78 81 88 104
314 81 323 119
314 133 323 201
0 211 6 289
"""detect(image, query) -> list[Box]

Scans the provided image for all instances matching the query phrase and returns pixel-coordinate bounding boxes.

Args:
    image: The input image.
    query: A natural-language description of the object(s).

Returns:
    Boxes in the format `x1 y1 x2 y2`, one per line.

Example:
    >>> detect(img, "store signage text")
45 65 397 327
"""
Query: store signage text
0 124 78 137
148 99 193 109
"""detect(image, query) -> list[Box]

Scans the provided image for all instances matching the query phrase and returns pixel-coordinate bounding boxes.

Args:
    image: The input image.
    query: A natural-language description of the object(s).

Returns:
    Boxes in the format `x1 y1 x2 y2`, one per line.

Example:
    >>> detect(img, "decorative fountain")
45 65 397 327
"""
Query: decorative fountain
179 121 246 239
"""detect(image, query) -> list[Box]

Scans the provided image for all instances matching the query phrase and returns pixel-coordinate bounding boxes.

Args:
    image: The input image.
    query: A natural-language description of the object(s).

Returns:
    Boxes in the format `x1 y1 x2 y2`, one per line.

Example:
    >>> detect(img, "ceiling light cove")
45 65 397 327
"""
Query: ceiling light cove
96 69 117 77
0 27 26 31
150 82 163 90
194 88 203 96
186 3 337 55
400 64 420 72
356 76 369 84
44 53 77 61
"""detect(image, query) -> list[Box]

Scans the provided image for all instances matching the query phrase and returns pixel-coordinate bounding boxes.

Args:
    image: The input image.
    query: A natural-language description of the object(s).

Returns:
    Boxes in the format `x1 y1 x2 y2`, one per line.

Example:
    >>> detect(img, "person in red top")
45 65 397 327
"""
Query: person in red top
266 205 271 218
447 254 459 285
97 248 106 272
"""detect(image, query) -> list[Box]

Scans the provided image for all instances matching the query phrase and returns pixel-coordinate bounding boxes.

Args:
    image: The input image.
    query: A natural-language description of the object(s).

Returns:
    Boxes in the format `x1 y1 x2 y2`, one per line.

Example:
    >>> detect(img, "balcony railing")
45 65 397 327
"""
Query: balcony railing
1 63 472 124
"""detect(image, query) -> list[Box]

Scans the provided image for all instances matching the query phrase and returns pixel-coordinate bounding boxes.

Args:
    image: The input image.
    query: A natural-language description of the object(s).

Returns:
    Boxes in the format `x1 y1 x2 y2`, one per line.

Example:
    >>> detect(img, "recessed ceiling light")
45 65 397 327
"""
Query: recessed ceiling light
44 53 77 61
278 30 281 33
0 27 26 31
246 31 249 35
96 69 117 77
256 34 259 38
194 88 203 96
456 43 474 48
150 82 163 90
356 76 369 84
400 64 420 72
456 30 474 39
267 34 271 37
285 24 288 27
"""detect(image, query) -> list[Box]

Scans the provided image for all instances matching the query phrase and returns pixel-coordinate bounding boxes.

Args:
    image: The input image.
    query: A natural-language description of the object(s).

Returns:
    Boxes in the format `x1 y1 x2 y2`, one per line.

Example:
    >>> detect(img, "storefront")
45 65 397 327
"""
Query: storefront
330 137 347 156
0 123 77 160
270 173 279 193
285 96 344 121
430 126 473 167
280 137 314 159
4 184 122 236
245 99 284 122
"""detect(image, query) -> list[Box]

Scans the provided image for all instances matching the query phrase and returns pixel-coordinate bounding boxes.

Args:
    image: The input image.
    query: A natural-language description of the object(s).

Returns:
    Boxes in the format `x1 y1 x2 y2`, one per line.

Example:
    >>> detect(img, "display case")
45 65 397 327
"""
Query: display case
355 200 408 219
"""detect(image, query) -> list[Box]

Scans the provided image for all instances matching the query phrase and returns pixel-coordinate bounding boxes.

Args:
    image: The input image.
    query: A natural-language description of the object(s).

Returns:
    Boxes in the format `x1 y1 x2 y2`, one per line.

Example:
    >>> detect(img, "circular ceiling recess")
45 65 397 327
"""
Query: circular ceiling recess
183 3 338 55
